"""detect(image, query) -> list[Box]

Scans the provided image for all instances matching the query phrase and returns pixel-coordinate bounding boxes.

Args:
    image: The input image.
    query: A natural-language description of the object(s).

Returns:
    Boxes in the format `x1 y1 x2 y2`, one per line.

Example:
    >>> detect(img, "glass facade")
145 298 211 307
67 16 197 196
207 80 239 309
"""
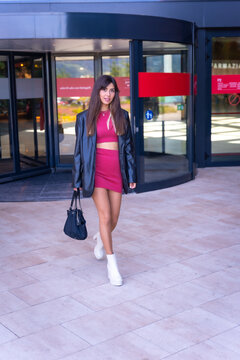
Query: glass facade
141 41 190 184
15 56 47 169
56 56 94 164
0 55 13 175
0 53 48 182
55 55 130 165
0 9 196 190
102 55 130 114
211 37 240 162
0 44 194 191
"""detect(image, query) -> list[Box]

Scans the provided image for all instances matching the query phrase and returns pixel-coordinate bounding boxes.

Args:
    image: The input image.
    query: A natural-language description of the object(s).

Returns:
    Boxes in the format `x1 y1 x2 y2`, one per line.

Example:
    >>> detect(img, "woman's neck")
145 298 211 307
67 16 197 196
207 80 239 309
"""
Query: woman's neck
101 105 110 112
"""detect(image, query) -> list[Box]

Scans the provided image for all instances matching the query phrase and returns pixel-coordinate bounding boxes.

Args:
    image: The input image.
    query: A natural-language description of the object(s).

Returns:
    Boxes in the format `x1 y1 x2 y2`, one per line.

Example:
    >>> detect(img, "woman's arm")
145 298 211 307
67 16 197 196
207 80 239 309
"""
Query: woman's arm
72 115 83 189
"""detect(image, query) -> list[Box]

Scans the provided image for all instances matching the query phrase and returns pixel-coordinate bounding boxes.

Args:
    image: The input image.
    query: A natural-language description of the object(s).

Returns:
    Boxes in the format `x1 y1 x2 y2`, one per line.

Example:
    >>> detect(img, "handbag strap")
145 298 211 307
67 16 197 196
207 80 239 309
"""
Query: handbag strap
70 189 82 211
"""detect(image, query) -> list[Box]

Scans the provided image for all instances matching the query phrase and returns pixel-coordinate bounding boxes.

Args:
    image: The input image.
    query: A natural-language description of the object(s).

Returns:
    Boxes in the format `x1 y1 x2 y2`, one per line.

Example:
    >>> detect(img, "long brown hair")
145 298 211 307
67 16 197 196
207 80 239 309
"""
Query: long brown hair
86 75 126 136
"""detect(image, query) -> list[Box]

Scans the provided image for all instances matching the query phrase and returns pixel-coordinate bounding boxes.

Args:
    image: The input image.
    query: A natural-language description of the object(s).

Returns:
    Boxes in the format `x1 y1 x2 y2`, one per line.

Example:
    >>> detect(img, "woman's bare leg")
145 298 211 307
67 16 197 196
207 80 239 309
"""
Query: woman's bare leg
92 187 123 285
92 188 122 254
108 190 122 232
92 187 113 254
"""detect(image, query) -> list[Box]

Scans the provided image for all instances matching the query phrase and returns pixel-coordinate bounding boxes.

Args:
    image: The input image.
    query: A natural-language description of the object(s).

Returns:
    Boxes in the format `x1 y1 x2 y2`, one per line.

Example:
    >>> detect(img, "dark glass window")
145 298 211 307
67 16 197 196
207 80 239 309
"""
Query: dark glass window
0 56 13 175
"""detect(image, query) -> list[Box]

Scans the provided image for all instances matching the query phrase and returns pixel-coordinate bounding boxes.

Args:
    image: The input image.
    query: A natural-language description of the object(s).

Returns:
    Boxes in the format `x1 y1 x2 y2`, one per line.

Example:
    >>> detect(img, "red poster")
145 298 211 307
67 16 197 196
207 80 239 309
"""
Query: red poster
57 77 130 98
212 75 240 94
57 78 94 97
115 77 130 96
138 72 190 97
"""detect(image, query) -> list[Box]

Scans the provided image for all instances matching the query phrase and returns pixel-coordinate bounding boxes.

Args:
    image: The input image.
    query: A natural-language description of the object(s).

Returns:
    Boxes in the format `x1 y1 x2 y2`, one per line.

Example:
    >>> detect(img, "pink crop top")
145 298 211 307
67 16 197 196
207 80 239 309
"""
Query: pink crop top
96 110 118 143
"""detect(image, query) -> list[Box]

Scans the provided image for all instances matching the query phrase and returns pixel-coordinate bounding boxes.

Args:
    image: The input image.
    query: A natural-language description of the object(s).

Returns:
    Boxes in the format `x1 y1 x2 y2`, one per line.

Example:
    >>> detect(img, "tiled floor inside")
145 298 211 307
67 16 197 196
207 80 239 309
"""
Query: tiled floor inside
0 170 73 202
0 167 240 359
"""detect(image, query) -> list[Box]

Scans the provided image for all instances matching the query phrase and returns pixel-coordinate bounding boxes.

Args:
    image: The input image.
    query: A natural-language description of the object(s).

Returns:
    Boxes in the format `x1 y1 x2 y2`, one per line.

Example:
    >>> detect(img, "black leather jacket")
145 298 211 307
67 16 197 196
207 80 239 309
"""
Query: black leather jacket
72 109 136 197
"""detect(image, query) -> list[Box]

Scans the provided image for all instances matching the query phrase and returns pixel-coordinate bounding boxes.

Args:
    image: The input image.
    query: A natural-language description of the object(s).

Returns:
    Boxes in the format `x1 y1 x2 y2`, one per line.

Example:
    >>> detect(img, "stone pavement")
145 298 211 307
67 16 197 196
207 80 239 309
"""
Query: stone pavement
0 167 239 360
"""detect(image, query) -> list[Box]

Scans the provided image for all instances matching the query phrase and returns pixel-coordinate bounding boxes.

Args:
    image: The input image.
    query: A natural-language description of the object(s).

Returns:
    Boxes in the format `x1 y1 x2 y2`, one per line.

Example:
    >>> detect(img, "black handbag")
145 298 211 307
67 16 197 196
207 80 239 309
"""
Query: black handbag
63 190 88 240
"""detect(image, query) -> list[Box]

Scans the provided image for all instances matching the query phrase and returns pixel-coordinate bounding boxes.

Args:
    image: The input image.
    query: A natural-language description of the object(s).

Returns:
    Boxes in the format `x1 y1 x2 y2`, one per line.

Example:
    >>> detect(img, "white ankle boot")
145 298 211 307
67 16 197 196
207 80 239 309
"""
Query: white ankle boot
93 232 105 260
107 253 123 286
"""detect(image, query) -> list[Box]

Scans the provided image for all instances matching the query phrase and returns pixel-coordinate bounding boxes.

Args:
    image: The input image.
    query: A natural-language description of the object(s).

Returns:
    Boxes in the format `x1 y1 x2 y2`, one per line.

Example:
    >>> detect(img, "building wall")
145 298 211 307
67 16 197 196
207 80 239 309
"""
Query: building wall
1 1 239 182
0 0 239 28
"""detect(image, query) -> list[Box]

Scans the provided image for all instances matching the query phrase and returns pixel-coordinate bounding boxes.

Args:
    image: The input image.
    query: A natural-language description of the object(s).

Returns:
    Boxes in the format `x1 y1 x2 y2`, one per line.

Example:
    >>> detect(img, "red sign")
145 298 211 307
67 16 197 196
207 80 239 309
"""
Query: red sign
115 77 130 96
212 75 240 94
57 78 94 97
138 72 190 97
57 77 130 98
228 94 240 106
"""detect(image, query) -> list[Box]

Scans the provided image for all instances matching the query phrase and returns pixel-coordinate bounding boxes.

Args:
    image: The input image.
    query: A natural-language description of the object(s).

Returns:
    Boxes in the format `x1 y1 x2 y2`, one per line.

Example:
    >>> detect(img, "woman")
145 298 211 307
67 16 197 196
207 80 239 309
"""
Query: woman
72 75 136 286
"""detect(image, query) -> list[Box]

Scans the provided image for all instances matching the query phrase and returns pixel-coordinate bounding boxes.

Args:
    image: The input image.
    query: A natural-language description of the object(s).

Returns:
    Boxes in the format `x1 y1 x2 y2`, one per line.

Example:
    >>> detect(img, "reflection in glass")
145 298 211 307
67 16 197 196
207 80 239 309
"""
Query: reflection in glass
16 98 46 169
0 56 13 174
102 56 130 114
211 37 240 161
56 57 94 164
15 56 47 169
142 41 189 184
15 57 42 79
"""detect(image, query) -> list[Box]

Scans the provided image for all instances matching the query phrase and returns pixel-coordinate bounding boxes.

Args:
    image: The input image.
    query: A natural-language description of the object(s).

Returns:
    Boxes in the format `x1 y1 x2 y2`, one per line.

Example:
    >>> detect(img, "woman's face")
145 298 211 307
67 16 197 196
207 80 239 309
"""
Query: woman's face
99 83 116 106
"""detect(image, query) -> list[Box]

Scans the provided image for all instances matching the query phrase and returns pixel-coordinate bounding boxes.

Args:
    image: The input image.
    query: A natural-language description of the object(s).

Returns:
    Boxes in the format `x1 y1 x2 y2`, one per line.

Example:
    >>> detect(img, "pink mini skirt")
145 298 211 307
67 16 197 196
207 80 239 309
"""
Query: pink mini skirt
95 148 123 193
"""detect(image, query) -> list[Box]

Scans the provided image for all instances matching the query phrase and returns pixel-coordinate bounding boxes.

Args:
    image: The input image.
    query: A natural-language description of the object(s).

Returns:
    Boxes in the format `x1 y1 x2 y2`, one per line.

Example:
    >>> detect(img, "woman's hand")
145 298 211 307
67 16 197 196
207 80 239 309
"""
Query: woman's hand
129 183 136 189
74 187 82 191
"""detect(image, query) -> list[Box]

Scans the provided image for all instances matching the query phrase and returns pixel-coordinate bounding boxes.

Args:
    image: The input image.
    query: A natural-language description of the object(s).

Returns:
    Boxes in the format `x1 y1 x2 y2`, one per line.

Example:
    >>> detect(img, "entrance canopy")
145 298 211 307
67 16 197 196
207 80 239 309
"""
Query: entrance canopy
0 12 193 52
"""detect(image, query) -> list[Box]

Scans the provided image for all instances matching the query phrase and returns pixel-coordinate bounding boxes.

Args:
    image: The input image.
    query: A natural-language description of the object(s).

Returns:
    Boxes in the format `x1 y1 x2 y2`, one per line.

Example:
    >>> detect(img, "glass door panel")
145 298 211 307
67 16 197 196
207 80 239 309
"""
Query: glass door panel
211 37 240 161
15 55 47 170
140 41 190 184
102 55 130 114
56 56 94 164
0 55 13 174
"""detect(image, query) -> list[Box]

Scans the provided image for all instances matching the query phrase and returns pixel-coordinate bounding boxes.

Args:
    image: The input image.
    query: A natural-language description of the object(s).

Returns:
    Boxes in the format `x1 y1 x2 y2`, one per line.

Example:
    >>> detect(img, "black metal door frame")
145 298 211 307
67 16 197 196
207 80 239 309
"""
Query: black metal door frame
130 29 195 193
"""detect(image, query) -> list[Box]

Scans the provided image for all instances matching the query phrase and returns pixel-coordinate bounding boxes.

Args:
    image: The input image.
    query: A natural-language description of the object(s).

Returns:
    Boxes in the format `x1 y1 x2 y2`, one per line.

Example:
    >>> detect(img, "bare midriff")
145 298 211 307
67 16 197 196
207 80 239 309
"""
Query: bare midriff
96 142 118 150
